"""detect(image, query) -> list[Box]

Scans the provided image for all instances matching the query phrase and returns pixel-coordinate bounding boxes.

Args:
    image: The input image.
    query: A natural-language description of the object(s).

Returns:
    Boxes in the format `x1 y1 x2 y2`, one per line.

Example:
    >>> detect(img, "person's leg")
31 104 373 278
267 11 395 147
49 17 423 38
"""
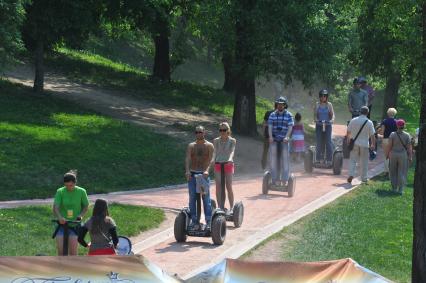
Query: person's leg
382 138 389 173
389 154 398 191
68 236 79 256
360 146 369 182
269 142 278 183
282 142 290 182
398 153 408 194
315 125 323 161
214 171 222 209
202 177 212 224
56 236 64 256
225 172 234 209
348 144 359 179
261 138 269 170
325 124 333 163
188 176 198 223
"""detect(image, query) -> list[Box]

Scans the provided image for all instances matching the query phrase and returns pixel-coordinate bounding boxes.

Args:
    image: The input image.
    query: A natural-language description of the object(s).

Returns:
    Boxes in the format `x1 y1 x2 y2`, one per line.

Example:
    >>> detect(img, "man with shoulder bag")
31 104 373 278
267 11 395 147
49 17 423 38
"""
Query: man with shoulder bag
346 106 376 184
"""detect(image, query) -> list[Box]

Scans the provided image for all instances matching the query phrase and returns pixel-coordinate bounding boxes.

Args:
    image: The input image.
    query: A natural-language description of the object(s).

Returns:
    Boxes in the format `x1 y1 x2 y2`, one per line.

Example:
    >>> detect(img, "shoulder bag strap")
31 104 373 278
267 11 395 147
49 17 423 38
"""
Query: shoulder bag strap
396 132 408 152
353 119 368 142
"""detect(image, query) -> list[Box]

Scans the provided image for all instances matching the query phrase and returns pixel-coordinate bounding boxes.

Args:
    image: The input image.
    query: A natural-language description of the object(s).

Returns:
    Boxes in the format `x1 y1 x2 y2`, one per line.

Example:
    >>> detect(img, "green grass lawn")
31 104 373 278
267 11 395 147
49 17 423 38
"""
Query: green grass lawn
45 47 271 124
0 203 164 256
0 79 185 201
244 169 414 283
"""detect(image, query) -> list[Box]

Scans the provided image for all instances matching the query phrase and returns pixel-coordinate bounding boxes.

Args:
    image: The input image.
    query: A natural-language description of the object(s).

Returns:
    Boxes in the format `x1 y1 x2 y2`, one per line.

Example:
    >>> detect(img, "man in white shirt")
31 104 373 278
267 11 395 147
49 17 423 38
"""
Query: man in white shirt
346 106 376 183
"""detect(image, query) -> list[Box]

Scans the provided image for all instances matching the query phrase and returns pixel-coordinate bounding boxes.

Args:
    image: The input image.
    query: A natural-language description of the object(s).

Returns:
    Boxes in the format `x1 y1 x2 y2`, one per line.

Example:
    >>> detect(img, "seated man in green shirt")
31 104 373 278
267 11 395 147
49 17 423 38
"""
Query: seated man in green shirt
53 170 89 255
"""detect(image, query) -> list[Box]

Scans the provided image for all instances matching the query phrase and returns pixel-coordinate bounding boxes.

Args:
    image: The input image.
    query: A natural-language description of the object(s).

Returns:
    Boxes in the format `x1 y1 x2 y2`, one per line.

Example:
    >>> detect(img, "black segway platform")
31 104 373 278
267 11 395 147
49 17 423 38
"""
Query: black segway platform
262 141 296 197
174 192 227 245
304 145 343 175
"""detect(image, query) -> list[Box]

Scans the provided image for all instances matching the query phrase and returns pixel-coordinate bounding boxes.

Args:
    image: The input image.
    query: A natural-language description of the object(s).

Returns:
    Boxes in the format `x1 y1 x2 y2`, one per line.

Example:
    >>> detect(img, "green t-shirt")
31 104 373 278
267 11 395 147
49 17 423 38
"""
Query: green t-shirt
54 186 89 221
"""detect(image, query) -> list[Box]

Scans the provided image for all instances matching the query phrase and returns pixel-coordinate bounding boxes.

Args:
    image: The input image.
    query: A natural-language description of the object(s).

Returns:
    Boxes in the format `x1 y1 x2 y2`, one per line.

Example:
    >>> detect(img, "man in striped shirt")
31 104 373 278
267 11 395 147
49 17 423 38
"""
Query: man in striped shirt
268 96 294 185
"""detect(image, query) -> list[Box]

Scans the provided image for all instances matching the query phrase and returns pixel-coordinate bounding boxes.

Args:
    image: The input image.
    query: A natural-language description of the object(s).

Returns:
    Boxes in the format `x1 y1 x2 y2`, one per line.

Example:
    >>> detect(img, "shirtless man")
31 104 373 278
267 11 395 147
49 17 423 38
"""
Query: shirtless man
185 125 214 229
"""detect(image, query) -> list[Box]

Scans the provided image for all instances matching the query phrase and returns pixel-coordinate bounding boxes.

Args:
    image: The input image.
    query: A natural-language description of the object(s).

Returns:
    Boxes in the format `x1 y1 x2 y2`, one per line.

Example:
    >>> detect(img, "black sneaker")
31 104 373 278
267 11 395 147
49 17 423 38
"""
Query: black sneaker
347 176 353 183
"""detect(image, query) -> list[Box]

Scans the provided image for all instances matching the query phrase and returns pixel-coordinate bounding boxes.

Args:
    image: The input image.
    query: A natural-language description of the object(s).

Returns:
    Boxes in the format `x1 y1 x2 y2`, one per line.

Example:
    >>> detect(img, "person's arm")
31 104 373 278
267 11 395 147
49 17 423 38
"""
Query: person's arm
185 144 192 181
210 139 217 168
348 92 353 113
268 115 273 143
229 139 236 161
285 126 293 142
78 206 88 221
313 103 317 123
77 225 89 247
379 125 385 137
346 121 352 142
369 122 376 149
408 143 413 163
329 102 335 123
78 190 90 220
109 227 119 248
53 191 66 224
204 143 214 177
386 135 394 158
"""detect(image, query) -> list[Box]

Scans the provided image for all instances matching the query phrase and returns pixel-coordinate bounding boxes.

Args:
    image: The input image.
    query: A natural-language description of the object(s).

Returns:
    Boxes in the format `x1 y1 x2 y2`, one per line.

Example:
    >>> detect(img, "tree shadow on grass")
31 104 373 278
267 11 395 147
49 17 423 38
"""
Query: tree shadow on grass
375 189 400 198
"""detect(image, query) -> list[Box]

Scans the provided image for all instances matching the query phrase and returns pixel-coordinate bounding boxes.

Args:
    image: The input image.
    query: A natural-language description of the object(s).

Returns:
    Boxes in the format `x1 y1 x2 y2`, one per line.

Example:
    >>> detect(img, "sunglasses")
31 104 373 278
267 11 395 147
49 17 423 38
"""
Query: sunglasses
219 129 228 132
195 131 203 134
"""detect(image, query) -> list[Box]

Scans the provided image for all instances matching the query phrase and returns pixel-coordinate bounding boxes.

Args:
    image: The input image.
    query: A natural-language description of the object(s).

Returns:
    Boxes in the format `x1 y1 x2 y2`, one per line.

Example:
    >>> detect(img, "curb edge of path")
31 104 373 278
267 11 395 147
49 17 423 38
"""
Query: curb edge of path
181 162 384 280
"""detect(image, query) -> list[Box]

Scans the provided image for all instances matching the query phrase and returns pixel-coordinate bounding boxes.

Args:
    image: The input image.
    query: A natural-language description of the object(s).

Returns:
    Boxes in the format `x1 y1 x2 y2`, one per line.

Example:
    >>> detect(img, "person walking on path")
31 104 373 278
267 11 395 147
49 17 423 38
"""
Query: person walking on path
379 108 398 176
53 170 89 255
314 89 335 165
358 76 375 119
212 122 236 211
78 198 119 255
261 103 277 170
185 125 214 230
348 78 368 118
268 96 294 186
291 112 305 163
386 119 413 194
346 106 376 183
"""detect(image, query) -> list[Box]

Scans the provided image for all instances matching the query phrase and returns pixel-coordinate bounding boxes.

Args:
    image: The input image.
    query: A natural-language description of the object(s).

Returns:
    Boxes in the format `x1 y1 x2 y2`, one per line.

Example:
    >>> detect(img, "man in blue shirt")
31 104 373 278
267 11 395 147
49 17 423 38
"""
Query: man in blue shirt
268 96 294 185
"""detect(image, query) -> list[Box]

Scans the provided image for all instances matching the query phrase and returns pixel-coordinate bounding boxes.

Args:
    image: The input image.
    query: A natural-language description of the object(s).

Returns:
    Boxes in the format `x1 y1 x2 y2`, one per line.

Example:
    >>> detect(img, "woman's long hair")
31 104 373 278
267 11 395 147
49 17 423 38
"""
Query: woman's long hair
91 198 110 234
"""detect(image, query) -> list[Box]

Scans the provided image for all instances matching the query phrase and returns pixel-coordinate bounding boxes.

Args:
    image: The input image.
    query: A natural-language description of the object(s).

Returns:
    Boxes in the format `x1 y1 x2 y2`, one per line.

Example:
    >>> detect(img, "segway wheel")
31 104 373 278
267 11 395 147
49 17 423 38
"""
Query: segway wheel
233 202 244 228
262 172 271 195
211 199 217 210
332 152 343 175
342 137 350 159
288 174 296 197
211 215 226 245
174 212 187 242
304 150 313 173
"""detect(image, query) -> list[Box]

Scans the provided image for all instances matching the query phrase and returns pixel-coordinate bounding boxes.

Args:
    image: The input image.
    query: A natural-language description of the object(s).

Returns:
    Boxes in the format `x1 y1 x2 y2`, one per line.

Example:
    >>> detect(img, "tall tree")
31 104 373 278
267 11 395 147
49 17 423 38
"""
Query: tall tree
0 0 25 72
22 0 102 92
107 0 195 82
358 0 421 119
412 2 426 281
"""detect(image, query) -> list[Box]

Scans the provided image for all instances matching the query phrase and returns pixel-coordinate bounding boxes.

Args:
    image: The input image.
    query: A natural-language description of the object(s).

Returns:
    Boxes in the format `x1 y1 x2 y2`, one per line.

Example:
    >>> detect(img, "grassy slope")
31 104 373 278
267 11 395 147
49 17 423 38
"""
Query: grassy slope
46 48 271 124
0 79 185 200
244 169 414 283
0 203 164 256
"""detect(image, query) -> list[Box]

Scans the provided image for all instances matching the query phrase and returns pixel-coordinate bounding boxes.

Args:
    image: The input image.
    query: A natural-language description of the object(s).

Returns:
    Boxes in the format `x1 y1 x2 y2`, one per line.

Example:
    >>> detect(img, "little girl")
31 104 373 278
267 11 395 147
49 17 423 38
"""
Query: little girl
291 112 305 162
78 198 119 255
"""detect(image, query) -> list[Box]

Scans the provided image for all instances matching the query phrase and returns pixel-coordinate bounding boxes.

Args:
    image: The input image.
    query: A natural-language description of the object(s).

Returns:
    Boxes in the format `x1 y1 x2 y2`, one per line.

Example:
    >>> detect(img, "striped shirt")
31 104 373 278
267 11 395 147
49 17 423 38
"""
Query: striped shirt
268 110 294 141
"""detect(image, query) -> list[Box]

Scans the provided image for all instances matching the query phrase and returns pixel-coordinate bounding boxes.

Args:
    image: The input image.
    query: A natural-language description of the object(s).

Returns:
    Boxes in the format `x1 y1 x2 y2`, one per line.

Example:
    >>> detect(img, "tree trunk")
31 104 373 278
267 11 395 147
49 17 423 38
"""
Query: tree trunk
222 50 237 92
382 69 401 120
33 39 44 93
231 0 257 136
412 3 426 282
152 23 170 82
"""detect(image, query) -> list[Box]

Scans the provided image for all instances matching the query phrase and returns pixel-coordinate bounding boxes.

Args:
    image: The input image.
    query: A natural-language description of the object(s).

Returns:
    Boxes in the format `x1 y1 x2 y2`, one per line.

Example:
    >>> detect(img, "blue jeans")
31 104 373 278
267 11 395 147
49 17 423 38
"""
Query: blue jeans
315 124 333 162
269 142 290 182
188 172 212 223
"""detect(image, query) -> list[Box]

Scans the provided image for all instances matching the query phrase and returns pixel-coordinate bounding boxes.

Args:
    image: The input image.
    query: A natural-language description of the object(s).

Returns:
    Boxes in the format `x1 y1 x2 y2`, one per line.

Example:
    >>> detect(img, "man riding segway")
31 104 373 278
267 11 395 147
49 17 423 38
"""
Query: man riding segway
262 96 296 196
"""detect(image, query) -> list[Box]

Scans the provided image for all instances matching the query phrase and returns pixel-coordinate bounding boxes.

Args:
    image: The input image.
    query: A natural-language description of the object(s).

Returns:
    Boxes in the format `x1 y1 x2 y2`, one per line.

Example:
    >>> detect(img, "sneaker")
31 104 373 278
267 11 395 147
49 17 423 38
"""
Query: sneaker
347 176 353 183
206 221 211 230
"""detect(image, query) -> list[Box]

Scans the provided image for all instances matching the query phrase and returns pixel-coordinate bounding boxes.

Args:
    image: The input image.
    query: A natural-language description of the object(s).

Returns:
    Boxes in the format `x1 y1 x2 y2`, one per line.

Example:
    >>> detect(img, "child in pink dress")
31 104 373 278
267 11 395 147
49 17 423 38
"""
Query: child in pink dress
291 113 305 162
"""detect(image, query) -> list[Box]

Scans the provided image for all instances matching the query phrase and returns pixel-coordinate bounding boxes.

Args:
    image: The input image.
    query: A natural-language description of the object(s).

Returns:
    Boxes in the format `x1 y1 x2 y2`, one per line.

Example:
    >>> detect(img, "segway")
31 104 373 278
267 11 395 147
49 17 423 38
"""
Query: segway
262 141 296 196
52 219 81 256
304 120 343 175
214 162 244 228
174 177 227 245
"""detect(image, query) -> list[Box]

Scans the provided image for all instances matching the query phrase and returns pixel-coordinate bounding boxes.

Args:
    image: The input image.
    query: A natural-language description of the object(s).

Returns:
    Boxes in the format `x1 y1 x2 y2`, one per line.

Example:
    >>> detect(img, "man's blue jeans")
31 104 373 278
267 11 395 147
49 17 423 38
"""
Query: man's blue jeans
315 124 333 162
269 142 290 183
188 172 212 224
